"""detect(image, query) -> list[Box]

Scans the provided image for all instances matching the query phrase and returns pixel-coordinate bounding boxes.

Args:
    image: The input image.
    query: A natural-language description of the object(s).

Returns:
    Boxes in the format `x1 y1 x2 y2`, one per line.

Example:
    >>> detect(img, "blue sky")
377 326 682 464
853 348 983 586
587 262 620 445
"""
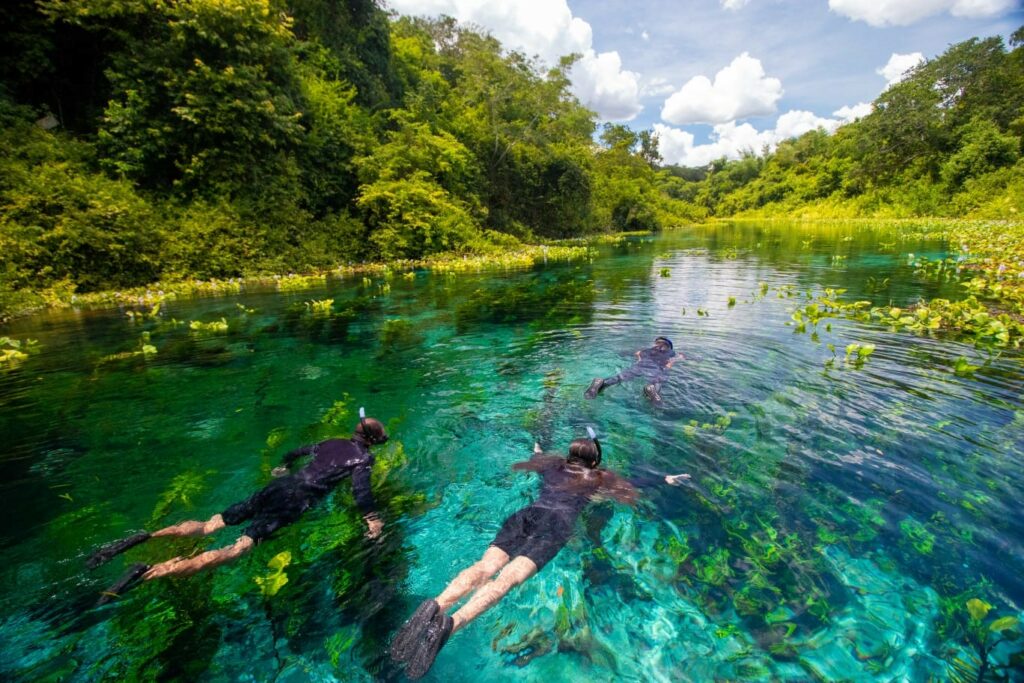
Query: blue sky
385 0 1024 166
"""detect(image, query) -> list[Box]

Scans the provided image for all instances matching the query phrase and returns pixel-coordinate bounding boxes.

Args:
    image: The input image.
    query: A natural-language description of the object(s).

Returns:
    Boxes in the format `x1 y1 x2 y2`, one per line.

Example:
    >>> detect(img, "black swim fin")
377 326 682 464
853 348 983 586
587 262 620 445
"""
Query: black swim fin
87 531 151 569
584 378 605 399
405 611 453 680
96 563 150 606
391 598 439 663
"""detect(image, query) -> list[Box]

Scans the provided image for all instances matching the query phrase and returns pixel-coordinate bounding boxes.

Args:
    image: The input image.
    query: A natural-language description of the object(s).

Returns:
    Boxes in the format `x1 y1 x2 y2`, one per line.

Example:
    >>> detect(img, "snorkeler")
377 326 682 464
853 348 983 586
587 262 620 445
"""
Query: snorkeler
86 412 389 605
390 433 638 680
585 336 679 404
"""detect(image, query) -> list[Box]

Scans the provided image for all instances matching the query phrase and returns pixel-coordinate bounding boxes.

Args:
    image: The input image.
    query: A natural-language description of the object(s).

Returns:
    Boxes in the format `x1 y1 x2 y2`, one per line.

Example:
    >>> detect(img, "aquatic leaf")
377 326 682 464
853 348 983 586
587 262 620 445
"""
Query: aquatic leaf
953 357 981 376
989 616 1018 632
966 598 992 621
267 551 292 572
857 344 875 359
728 296 736 307
660 268 671 277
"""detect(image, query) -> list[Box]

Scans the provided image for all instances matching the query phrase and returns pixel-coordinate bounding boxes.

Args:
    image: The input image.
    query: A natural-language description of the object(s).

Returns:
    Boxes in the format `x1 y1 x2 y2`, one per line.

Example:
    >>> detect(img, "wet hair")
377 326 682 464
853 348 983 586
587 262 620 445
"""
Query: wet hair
567 438 601 469
355 417 388 445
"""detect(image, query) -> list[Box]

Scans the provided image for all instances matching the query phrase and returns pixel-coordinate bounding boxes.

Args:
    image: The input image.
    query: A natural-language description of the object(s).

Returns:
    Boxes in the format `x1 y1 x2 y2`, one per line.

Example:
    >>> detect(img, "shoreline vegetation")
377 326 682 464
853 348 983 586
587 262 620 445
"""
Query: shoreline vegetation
1 3 1022 343
5 218 1024 352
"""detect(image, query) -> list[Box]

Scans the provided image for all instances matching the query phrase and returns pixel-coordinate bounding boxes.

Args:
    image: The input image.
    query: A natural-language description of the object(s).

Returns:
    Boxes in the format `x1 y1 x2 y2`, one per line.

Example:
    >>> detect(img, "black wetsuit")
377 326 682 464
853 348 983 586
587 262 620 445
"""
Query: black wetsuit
602 346 676 391
221 438 375 541
491 456 614 570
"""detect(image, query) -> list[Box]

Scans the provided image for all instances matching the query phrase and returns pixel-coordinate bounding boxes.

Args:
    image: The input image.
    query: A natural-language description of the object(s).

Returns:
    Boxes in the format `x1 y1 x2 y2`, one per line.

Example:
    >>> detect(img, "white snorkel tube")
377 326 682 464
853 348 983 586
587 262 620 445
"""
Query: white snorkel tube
586 426 603 466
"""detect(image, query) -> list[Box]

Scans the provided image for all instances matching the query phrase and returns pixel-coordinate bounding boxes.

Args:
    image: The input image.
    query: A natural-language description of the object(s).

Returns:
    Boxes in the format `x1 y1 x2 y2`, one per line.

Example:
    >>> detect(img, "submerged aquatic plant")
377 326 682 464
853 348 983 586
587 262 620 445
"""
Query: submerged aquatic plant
0 336 39 369
947 598 1024 683
254 551 292 597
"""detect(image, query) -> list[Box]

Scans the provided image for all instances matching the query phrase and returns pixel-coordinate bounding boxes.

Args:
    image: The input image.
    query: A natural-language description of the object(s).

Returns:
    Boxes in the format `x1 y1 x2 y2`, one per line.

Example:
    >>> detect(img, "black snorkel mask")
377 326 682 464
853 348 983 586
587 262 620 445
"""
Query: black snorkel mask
359 407 388 445
586 426 603 468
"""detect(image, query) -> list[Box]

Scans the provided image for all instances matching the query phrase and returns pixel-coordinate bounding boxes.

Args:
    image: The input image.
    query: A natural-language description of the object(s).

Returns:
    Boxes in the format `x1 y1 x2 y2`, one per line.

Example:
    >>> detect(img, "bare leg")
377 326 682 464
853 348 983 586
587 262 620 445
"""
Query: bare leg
435 546 510 610
450 555 537 633
151 513 226 538
142 535 254 580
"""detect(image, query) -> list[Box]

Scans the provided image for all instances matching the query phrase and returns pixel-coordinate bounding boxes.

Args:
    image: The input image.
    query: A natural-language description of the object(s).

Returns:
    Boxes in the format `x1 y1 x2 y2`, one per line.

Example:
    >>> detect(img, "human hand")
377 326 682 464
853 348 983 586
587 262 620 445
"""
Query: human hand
665 473 691 486
271 466 288 478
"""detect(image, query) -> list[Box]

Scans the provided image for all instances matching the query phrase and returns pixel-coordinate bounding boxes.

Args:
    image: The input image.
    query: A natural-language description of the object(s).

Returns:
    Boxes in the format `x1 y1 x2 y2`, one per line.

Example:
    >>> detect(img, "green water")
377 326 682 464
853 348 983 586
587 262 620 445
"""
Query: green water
2 222 1022 681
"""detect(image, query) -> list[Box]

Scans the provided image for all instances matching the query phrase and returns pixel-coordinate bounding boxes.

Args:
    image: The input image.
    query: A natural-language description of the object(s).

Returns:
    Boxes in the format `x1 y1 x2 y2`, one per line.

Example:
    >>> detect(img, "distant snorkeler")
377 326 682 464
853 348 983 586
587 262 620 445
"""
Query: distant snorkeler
390 433 641 680
86 411 389 605
585 336 680 405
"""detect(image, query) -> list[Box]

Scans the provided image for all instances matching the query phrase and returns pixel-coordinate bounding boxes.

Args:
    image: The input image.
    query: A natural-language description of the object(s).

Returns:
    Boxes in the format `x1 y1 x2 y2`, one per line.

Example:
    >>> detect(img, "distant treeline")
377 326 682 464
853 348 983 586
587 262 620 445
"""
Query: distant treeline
0 2 1021 313
669 27 1024 220
0 0 697 309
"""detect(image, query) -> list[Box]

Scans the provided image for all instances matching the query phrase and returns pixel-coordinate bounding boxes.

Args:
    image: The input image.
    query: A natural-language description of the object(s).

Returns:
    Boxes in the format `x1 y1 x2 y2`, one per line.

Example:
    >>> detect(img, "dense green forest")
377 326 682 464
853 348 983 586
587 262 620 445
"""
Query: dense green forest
677 26 1024 220
0 0 697 314
1 1 1022 317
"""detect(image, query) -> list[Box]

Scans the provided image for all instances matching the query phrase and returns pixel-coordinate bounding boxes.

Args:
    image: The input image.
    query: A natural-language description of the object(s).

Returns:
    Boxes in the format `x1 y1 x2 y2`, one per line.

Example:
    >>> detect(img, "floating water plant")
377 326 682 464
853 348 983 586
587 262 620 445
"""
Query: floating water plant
953 356 981 376
97 333 157 365
844 343 875 367
125 303 161 320
660 268 671 277
0 336 39 369
305 299 334 317
277 273 327 291
728 296 737 307
189 317 229 334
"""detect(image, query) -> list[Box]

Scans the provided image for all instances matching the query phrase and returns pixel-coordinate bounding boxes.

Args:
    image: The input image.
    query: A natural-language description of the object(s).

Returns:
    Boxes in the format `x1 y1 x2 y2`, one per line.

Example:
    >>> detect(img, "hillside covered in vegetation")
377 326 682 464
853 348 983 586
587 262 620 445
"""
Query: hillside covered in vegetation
1 1 1021 317
671 27 1024 220
0 0 696 314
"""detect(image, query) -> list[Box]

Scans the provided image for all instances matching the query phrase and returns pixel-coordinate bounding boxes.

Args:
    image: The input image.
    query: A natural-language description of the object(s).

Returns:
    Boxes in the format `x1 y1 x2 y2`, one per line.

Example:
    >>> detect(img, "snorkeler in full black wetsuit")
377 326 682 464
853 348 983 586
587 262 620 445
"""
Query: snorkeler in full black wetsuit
87 417 389 604
390 437 638 680
585 336 679 404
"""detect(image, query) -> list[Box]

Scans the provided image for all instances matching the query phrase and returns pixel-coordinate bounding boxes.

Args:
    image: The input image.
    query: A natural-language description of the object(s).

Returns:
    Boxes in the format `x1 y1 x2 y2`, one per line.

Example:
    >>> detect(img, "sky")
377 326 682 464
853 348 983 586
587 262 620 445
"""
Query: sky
383 0 1024 167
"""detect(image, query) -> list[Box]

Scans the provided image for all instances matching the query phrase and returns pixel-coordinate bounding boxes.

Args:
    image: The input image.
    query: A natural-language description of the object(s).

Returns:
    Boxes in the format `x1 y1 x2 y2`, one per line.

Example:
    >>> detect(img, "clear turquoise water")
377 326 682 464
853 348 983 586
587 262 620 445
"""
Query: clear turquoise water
1 222 1022 681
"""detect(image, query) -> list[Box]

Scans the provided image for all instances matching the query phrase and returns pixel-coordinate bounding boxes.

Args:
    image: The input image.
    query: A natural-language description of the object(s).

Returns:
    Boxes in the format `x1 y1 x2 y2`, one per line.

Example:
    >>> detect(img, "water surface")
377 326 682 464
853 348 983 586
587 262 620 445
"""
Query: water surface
1 222 1022 681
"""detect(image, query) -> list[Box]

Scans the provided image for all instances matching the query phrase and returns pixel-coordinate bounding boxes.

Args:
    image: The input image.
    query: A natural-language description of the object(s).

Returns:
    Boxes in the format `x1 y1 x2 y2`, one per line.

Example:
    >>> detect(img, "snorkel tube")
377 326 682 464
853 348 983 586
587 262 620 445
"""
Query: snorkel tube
586 426 603 467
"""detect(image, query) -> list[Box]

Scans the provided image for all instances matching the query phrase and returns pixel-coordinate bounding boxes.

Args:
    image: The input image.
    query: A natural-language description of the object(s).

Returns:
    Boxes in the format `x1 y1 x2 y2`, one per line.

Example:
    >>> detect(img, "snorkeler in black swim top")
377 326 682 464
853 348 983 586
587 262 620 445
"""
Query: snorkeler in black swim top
390 436 638 680
87 415 389 604
585 336 680 404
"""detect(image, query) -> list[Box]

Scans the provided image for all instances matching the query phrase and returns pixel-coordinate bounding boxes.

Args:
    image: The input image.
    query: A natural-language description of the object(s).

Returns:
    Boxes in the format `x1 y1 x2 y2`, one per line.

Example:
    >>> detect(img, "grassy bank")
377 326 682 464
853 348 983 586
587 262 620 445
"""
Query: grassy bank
0 242 605 323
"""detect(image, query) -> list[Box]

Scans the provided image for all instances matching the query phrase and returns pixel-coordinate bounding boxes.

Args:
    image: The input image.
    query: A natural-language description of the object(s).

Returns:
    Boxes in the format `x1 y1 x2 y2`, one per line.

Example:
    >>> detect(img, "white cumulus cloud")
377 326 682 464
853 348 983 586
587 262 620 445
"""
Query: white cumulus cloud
834 102 873 121
721 0 752 10
660 53 783 125
640 76 676 97
385 0 642 121
828 0 1017 27
877 52 926 85
654 107 858 167
571 51 643 120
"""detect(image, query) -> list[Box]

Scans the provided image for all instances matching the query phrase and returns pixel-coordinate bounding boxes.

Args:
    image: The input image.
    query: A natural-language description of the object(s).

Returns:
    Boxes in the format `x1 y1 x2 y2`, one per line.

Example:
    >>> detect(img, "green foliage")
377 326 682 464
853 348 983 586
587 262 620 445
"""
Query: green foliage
680 32 1024 220
0 1 707 315
253 550 292 597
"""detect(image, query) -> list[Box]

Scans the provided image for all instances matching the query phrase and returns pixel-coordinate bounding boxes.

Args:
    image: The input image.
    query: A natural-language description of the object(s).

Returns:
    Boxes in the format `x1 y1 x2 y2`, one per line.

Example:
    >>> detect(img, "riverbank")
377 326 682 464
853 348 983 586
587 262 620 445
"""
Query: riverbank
0 241 606 323
5 218 1024 350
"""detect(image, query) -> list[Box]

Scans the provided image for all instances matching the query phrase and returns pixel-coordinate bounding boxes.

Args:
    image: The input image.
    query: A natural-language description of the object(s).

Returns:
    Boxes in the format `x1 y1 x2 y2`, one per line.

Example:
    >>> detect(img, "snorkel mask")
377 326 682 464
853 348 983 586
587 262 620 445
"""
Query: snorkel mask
359 407 388 445
654 336 673 350
586 426 603 468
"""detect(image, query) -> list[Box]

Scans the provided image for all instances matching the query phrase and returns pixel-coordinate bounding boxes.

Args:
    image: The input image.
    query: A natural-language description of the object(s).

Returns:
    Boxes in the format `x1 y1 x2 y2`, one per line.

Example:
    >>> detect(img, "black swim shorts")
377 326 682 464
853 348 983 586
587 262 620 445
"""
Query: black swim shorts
221 476 317 542
490 504 576 570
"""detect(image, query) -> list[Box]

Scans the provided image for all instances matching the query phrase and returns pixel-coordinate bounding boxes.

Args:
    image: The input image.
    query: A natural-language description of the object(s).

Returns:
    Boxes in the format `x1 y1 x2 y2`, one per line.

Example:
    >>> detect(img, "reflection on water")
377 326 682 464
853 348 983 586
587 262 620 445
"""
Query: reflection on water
1 222 1022 681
